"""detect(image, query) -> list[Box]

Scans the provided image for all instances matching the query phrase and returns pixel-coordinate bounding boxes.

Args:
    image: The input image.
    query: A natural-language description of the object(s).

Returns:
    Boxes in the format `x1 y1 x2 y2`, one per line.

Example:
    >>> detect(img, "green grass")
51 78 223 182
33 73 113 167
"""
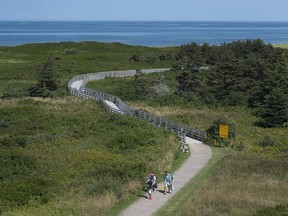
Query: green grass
0 97 180 215
177 153 288 216
273 44 288 49
1 41 287 215
87 71 288 154
86 69 179 102
106 150 190 216
155 148 233 216
0 41 179 99
85 68 288 216
156 150 288 216
0 41 181 215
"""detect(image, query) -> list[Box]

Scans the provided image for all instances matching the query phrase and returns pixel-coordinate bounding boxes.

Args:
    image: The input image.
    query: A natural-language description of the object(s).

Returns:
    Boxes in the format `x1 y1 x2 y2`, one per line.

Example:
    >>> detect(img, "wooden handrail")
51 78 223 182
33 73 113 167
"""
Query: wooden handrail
68 68 206 142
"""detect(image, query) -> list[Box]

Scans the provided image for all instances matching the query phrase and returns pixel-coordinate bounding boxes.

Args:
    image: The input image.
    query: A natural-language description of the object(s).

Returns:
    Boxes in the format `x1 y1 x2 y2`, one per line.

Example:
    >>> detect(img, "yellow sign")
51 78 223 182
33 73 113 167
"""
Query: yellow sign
219 125 229 139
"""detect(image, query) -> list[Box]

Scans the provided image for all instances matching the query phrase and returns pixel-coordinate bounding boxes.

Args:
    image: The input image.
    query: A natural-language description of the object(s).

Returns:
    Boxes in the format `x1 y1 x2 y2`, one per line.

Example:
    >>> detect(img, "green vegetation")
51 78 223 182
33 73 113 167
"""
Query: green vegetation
174 39 288 128
156 148 234 216
274 44 288 49
86 41 288 215
174 153 288 216
0 98 179 215
28 55 59 98
206 117 237 147
253 204 288 216
1 40 288 215
0 42 180 215
0 41 179 99
107 146 190 216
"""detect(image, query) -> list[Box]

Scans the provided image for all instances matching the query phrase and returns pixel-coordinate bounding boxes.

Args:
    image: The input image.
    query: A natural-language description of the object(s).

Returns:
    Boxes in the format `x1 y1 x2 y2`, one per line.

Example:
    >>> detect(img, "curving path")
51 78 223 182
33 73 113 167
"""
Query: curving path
68 69 212 216
119 137 212 216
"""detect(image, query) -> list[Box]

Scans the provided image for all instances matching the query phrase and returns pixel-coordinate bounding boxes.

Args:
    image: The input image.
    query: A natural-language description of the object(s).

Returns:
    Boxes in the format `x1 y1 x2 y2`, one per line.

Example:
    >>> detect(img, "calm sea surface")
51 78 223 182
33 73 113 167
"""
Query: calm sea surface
0 21 288 47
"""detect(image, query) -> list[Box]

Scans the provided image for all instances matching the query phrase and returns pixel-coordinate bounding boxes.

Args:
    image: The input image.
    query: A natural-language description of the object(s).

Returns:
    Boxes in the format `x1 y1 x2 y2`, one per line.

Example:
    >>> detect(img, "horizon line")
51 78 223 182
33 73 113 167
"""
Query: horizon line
1 19 288 22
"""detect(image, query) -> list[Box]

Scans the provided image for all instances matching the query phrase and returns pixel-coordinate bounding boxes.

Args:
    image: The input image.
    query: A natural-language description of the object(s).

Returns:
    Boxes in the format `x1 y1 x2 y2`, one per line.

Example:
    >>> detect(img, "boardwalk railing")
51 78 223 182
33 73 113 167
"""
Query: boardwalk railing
68 68 206 142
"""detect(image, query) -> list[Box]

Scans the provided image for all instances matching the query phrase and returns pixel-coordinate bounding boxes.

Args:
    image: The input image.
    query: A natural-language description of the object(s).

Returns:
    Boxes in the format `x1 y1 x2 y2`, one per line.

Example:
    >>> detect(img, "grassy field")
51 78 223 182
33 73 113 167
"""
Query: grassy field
0 41 179 97
0 97 180 215
1 42 287 215
178 153 288 216
87 69 288 215
155 148 234 216
0 42 181 215
88 70 288 154
274 44 288 49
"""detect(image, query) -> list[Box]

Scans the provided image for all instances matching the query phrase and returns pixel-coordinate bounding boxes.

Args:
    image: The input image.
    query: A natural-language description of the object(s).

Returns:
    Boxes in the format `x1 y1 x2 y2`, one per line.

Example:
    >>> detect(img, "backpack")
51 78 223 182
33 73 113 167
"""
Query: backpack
165 173 172 183
146 175 154 185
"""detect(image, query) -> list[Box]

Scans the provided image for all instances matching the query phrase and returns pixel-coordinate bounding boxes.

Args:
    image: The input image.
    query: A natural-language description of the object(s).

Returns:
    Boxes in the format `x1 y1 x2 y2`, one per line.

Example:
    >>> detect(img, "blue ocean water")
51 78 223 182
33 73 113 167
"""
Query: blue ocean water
0 21 288 47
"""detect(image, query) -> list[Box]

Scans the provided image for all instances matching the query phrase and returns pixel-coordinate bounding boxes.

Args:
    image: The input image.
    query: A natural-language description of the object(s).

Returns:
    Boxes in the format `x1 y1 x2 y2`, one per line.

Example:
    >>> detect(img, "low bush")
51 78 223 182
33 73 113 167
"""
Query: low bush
1 86 28 99
258 135 278 147
0 175 57 210
0 117 11 128
1 41 287 215
147 93 186 107
206 117 236 147
0 148 58 211
0 96 178 213
143 54 158 64
0 136 27 148
64 49 78 55
252 204 288 216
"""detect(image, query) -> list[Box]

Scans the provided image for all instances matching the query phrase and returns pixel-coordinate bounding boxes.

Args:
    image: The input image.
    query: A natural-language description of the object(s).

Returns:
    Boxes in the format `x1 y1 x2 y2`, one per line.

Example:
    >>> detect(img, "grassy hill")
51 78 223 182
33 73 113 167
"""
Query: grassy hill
0 42 180 215
0 42 287 216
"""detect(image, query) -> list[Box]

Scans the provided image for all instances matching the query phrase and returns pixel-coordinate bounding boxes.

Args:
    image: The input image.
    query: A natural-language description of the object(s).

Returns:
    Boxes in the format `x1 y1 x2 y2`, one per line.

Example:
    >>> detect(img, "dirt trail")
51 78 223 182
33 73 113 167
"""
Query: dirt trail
119 137 212 216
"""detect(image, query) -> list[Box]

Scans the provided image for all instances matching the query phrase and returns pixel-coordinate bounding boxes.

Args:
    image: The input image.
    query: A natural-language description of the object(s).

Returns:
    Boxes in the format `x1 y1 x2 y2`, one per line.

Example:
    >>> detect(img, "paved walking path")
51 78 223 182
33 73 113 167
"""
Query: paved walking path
119 137 212 216
70 79 212 216
70 80 83 89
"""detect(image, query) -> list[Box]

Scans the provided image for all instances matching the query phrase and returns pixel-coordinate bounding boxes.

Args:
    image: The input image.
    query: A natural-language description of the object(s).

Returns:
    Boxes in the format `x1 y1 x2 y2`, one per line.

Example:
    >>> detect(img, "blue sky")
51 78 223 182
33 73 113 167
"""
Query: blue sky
0 0 287 21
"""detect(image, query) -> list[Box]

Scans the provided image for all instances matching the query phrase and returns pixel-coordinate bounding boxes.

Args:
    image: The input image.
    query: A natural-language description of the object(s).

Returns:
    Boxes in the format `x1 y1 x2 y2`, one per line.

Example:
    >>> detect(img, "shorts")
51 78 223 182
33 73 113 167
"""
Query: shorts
147 187 153 194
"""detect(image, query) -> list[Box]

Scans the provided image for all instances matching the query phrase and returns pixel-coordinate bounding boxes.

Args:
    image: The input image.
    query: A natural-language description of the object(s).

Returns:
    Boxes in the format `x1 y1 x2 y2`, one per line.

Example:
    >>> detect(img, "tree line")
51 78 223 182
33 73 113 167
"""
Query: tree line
174 39 288 127
24 40 288 128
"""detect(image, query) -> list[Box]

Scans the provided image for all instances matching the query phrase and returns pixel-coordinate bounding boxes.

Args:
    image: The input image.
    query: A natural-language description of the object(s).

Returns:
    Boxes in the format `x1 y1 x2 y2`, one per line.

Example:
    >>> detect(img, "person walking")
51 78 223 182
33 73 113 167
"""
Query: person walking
163 171 173 195
146 172 157 200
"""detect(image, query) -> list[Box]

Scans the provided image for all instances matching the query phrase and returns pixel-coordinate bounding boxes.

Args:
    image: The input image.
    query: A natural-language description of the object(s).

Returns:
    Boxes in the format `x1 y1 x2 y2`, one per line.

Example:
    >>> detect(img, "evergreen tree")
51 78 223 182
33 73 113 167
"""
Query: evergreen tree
178 42 205 66
254 60 288 127
29 56 59 98
206 49 244 105
132 70 147 99
256 88 288 128
174 39 288 127
176 61 206 101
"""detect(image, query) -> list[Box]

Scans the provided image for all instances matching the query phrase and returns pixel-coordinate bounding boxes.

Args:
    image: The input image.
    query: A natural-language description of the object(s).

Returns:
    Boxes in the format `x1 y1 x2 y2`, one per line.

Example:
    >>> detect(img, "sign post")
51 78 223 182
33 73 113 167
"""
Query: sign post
219 125 229 139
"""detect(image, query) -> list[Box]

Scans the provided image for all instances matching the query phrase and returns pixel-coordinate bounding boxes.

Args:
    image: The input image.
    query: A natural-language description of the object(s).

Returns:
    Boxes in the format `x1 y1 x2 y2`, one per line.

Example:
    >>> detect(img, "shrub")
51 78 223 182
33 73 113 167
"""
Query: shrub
253 204 288 216
90 177 125 198
0 136 27 148
129 54 141 62
29 56 59 98
64 49 78 55
143 54 158 64
1 86 27 99
0 175 56 210
0 117 11 128
158 53 173 61
0 150 37 180
148 93 185 107
258 135 278 147
206 117 236 147
0 150 58 210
